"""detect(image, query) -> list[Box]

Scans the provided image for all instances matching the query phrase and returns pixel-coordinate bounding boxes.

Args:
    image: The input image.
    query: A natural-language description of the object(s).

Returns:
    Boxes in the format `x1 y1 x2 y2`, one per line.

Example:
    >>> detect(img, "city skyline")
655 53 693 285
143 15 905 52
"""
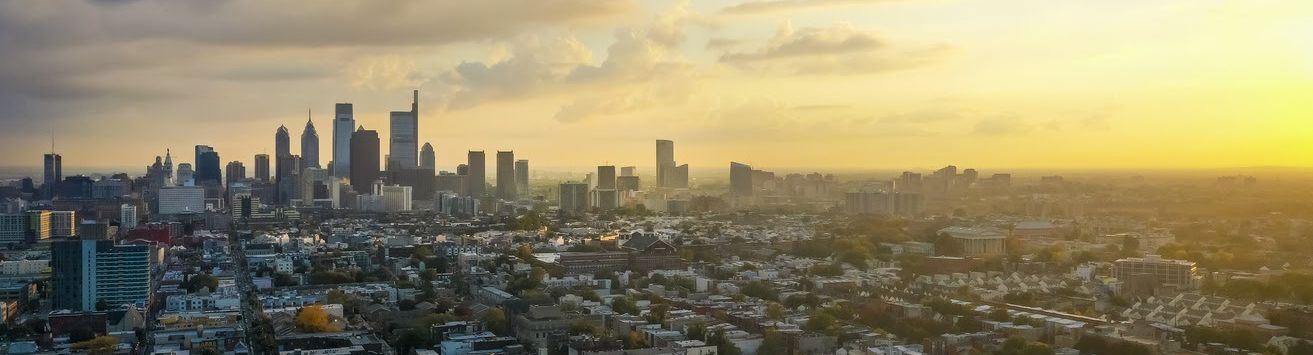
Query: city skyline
1 1 1310 170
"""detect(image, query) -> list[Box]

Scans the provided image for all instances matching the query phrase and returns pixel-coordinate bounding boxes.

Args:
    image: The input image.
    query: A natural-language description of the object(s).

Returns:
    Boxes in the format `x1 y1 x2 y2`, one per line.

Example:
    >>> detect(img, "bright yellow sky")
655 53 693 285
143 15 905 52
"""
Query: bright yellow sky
1 0 1311 172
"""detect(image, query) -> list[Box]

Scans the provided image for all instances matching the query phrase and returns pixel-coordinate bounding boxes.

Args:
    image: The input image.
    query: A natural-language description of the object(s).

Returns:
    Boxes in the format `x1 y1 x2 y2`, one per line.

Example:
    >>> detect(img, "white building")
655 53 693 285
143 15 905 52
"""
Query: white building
380 185 412 212
120 204 138 230
158 186 206 214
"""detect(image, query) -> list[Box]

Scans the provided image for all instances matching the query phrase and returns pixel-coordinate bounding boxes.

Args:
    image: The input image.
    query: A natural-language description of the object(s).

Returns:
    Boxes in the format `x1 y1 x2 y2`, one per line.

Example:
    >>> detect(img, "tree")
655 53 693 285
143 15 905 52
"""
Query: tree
766 302 786 320
195 343 222 355
483 308 510 336
687 323 707 341
707 329 743 355
295 305 338 332
612 297 639 315
805 312 836 334
326 290 350 304
647 303 671 324
758 331 789 355
71 336 119 355
181 273 220 293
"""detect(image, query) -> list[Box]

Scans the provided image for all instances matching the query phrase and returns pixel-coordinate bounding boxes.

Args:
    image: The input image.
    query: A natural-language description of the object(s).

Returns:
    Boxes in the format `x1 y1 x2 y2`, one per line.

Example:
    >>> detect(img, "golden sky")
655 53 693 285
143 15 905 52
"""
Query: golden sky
1 0 1310 172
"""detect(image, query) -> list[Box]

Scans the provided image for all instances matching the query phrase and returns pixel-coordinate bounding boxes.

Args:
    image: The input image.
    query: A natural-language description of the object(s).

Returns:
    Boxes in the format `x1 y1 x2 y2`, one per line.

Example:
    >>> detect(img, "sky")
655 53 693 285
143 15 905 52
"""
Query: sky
1 0 1311 173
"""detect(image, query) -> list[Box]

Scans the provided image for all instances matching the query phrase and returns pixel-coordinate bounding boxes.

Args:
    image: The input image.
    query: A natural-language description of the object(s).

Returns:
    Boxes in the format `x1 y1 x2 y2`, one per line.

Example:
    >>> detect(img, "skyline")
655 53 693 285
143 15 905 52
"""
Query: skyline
2 0 1312 170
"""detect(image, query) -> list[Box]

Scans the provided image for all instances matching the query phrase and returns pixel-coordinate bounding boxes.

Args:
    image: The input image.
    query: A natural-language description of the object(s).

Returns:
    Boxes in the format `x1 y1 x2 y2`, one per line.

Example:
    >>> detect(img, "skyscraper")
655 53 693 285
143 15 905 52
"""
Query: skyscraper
332 103 354 178
596 166 616 190
176 163 194 186
194 145 221 186
558 182 589 216
163 149 174 185
655 140 688 188
225 161 246 186
656 139 673 187
388 90 419 170
515 159 529 196
350 126 380 195
467 151 486 197
43 153 62 199
254 154 270 182
301 112 320 170
275 125 291 201
119 204 138 230
421 143 436 170
496 151 516 200
51 240 152 311
730 162 754 196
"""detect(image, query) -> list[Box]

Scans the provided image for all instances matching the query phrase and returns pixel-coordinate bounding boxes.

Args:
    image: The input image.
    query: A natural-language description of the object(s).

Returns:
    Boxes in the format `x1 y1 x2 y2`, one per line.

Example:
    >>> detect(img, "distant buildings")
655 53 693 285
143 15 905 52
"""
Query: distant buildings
558 182 589 216
51 240 153 311
224 161 246 186
350 126 381 194
467 151 486 197
120 204 138 229
1113 255 1197 289
388 90 419 170
301 114 320 170
496 151 516 200
158 186 206 214
729 162 753 196
332 103 355 178
515 159 529 196
421 142 436 170
594 166 617 210
938 226 1008 257
655 140 688 188
253 154 270 183
275 125 292 202
845 190 924 216
193 145 221 187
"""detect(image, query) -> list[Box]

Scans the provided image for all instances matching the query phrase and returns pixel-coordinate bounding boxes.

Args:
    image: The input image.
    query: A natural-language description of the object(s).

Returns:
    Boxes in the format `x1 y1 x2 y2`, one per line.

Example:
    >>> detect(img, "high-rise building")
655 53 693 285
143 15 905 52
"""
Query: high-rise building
194 145 221 186
558 182 589 216
617 176 640 192
275 125 291 198
596 166 616 190
43 153 62 199
388 90 420 170
0 211 49 244
435 172 467 197
49 210 76 238
380 184 413 212
515 159 529 196
254 154 270 182
620 166 636 177
176 163 195 187
52 240 152 311
162 149 174 185
301 112 320 170
421 142 436 170
350 126 381 194
332 103 354 178
225 161 246 186
730 162 753 196
656 140 673 187
467 151 486 197
119 204 138 230
158 186 206 214
496 151 516 200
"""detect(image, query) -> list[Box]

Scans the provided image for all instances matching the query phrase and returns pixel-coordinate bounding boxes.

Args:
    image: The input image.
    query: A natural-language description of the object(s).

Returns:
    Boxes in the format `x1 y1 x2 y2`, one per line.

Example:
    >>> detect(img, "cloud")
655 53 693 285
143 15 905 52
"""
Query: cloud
436 2 700 122
719 22 952 75
216 65 335 82
720 0 897 15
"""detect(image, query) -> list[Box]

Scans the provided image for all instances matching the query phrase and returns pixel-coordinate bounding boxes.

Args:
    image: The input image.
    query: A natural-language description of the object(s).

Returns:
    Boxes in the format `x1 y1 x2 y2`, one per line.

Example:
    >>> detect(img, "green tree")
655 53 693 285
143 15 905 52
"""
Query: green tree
483 308 510 336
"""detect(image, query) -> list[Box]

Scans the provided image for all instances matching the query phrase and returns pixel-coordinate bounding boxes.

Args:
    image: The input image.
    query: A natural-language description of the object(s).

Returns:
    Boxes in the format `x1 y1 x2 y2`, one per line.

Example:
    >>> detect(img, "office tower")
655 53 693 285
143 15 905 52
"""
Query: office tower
158 186 206 214
120 204 138 230
496 151 516 200
467 151 486 197
301 112 320 170
621 166 636 177
435 172 467 196
515 160 529 195
596 166 616 190
275 125 291 198
388 90 420 169
332 103 354 178
163 149 174 185
350 126 381 194
194 145 221 185
656 140 673 187
421 143 436 169
254 154 270 182
388 167 434 202
894 172 923 193
300 167 338 208
617 176 640 192
225 161 246 186
558 182 589 215
52 240 152 311
456 164 469 176
43 153 62 199
380 185 413 212
48 210 76 238
176 163 195 186
730 162 753 196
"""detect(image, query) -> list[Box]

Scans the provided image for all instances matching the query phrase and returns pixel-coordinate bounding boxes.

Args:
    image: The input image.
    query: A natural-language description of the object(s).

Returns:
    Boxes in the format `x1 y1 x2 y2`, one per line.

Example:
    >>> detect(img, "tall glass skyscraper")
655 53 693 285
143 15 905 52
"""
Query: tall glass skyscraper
301 113 320 170
388 90 419 170
332 103 354 178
